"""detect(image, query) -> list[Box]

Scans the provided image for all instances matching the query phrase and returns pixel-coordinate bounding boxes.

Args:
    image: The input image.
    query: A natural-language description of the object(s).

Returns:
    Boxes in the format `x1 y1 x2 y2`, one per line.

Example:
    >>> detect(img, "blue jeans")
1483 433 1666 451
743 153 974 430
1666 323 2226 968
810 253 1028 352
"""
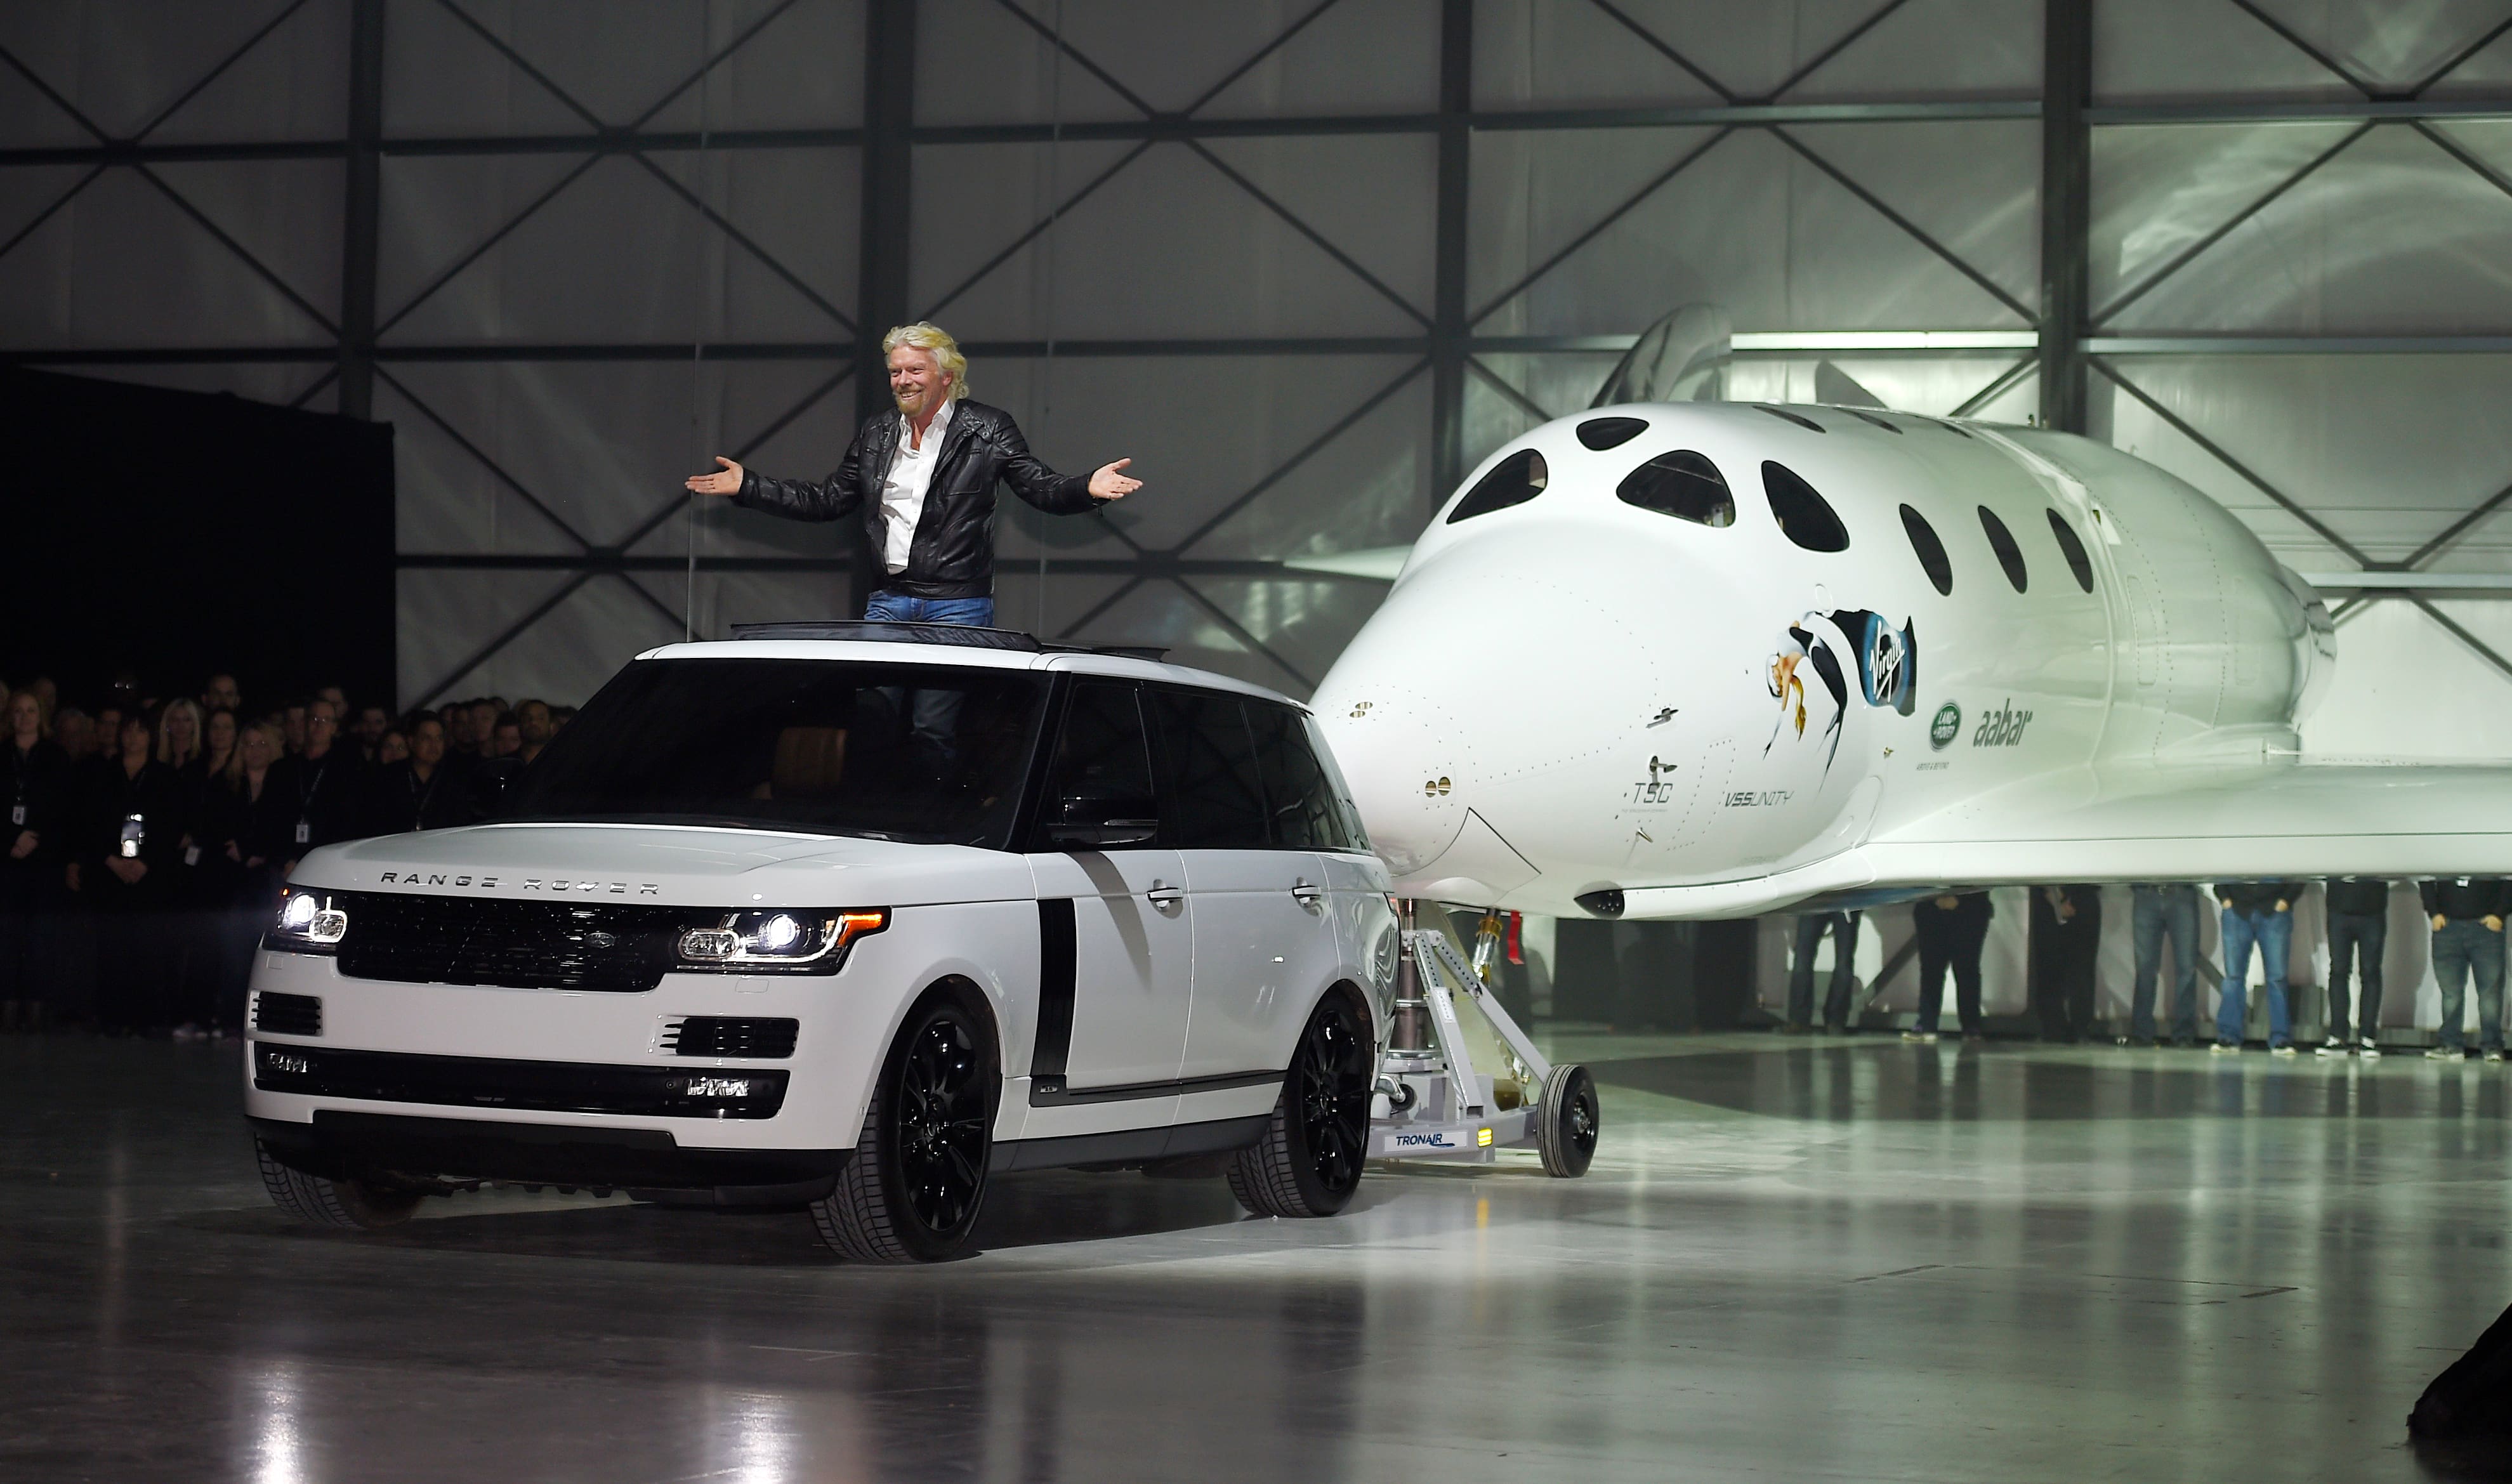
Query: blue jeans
1787 911 1859 1028
862 591 995 763
2325 911 2387 1042
2130 885 2202 1041
2431 919 2505 1053
863 591 995 627
2216 907 2292 1047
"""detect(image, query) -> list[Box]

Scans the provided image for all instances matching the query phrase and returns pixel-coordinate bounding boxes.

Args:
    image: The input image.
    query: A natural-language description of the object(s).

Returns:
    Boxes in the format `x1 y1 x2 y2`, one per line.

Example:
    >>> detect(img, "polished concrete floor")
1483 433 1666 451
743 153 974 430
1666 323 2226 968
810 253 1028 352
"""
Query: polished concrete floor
6 1030 2510 1483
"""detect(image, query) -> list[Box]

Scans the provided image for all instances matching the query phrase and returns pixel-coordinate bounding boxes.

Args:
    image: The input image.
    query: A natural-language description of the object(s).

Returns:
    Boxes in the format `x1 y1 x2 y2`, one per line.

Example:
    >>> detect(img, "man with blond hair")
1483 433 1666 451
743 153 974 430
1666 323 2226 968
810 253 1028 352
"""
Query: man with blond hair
687 322 1140 629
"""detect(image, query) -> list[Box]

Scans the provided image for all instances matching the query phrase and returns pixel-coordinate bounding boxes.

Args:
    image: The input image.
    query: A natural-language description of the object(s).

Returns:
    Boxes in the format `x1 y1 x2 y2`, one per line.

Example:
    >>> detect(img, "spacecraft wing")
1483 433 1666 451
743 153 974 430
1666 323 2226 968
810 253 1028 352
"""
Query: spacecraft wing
1860 762 2512 886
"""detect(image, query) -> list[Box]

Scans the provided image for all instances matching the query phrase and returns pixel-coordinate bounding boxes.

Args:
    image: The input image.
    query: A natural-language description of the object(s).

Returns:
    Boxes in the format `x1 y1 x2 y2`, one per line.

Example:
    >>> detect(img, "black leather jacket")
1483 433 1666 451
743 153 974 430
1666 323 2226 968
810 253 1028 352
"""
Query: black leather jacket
735 398 1101 600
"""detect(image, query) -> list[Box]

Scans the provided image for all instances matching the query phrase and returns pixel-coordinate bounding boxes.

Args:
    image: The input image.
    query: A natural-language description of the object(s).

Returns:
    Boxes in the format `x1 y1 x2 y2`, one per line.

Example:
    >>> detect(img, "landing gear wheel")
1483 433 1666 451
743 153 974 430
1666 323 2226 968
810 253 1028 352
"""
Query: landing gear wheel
1536 1063 1600 1178
254 1137 423 1229
810 997 995 1262
1229 994 1371 1218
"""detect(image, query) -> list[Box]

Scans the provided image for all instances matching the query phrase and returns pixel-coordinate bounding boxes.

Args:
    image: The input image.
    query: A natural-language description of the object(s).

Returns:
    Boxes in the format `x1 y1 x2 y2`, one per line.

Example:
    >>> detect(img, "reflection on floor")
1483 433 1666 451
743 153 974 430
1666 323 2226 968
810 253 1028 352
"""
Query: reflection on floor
3 1030 2505 1482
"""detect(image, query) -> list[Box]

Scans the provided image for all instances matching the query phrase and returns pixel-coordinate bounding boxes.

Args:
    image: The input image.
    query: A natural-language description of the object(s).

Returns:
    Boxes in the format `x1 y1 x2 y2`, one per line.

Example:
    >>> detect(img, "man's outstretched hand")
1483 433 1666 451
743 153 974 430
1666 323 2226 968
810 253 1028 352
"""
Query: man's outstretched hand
1090 458 1142 501
686 456 744 496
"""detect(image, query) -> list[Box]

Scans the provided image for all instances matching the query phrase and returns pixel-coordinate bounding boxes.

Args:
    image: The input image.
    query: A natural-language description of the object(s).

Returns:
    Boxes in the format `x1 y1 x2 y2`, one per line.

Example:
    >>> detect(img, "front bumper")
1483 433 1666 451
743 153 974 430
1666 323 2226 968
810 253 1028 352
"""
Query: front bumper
248 1112 848 1205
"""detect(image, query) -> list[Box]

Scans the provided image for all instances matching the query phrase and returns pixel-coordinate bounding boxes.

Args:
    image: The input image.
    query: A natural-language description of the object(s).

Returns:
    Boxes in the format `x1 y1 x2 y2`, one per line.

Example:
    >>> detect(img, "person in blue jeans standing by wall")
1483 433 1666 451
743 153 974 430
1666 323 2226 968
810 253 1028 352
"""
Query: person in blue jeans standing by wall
1903 891 1992 1044
2318 877 2391 1059
2122 883 2204 1048
2212 881 2299 1055
2420 877 2509 1063
1783 909 1860 1034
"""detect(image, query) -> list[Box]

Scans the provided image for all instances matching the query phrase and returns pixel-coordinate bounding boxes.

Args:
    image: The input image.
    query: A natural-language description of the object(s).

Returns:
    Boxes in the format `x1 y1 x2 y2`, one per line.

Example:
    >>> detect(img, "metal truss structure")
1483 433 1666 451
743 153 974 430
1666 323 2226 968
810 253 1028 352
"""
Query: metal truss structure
4 0 2512 700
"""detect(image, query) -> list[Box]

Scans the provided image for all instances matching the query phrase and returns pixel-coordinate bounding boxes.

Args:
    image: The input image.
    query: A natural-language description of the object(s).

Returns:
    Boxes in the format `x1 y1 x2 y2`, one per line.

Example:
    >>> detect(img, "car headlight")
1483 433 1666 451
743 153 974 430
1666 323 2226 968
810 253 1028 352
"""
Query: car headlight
677 909 886 971
269 890 348 952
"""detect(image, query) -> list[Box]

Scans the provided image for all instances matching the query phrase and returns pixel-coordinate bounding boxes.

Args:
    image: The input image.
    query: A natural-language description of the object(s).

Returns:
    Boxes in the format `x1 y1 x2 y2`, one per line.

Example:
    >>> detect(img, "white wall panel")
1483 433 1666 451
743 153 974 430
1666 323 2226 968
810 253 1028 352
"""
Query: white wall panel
2099 124 2512 334
1471 0 1726 110
398 567 681 707
1190 0 1440 119
384 360 759 551
0 167 332 348
381 0 859 136
2101 355 2512 567
376 150 856 344
631 568 848 642
1782 0 2041 99
2308 598 2512 760
0 1 343 140
910 140 1428 339
2094 0 2365 101
1470 126 2034 338
2235 0 2512 93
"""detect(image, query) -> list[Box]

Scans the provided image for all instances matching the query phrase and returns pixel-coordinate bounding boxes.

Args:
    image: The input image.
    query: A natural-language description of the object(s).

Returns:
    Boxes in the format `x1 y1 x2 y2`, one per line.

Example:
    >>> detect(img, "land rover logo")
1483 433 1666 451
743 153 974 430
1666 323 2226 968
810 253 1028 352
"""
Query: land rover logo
1930 702 1961 751
583 931 617 949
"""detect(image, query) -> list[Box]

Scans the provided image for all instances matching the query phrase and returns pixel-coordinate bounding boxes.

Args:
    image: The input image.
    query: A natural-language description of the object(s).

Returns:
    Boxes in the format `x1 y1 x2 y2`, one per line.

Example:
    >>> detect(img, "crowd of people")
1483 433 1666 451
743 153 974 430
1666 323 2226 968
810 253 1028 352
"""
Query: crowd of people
1785 877 2511 1061
0 672 573 1040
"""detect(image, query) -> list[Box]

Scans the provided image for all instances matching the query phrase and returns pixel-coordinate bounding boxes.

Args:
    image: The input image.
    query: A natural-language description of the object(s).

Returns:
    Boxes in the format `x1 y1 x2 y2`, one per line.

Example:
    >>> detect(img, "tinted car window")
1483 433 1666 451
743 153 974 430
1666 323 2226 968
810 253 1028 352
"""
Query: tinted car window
1900 504 1953 595
1148 690 1269 848
1763 462 1850 552
502 659 1049 847
1445 448 1547 523
2047 509 2096 592
1618 450 1734 527
1979 505 2028 591
1250 702 1350 851
1303 714 1371 852
1041 680 1154 806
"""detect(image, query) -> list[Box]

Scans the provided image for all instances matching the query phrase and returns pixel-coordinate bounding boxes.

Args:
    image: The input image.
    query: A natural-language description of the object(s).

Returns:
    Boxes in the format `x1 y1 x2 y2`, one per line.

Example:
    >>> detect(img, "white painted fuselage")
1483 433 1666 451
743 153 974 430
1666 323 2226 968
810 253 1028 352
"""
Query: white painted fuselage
1313 402 2343 919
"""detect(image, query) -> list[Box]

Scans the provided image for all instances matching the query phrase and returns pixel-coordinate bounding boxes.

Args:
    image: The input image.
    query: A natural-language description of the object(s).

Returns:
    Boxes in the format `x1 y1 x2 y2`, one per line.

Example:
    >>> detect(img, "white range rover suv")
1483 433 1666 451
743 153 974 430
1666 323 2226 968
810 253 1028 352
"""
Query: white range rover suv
246 622 1397 1262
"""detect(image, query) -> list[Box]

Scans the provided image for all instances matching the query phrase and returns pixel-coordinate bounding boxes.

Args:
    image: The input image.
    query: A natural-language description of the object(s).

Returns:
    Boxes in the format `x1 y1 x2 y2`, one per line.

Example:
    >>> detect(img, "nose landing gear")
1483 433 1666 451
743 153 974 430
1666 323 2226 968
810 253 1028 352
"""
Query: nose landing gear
1371 901 1600 1176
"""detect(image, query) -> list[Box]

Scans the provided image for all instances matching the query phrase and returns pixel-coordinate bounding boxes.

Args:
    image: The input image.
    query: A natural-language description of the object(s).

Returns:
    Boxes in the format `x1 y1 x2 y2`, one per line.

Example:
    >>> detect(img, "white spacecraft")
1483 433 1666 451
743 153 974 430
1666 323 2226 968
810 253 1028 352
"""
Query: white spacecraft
1311 397 2511 921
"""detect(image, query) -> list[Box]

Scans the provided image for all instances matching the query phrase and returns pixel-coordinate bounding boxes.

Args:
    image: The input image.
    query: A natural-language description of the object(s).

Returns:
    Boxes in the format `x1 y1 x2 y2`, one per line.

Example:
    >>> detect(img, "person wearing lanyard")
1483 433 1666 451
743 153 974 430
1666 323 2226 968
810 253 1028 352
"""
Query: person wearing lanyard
378 715 475 832
84 711 185 1035
0 689 69 1034
286 697 368 870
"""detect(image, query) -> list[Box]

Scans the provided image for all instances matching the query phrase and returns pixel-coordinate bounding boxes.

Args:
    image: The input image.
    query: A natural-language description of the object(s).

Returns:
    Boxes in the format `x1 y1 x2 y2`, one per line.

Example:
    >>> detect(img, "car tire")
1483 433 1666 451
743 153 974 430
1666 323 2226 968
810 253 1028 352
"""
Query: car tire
810 995 996 1263
254 1136 423 1230
1228 993 1371 1219
1535 1063 1600 1178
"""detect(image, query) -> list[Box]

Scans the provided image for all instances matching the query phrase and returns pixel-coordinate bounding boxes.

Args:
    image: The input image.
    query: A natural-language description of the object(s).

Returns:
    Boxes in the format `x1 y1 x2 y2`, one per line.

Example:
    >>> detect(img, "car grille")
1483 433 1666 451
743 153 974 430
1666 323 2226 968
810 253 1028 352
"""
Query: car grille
332 891 693 994
663 1016 800 1059
253 991 322 1036
253 1042 789 1119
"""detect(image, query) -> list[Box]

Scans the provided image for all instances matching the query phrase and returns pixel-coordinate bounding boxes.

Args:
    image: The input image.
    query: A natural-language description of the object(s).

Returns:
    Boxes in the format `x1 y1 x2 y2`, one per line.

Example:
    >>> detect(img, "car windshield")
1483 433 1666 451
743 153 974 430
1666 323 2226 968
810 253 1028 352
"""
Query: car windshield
500 658 1051 847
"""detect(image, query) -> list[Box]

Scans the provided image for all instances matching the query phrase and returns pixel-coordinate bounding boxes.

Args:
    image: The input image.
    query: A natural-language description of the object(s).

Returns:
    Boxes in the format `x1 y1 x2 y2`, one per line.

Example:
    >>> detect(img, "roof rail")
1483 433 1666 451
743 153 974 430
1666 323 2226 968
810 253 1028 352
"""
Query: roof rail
730 620 1041 651
725 620 1168 662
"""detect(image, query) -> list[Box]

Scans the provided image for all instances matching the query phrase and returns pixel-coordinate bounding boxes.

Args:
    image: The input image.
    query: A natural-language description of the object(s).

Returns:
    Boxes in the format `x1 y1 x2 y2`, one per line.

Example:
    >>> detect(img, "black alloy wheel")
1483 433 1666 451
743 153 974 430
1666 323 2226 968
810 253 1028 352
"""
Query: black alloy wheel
1228 995 1373 1218
896 1011 990 1235
810 997 996 1261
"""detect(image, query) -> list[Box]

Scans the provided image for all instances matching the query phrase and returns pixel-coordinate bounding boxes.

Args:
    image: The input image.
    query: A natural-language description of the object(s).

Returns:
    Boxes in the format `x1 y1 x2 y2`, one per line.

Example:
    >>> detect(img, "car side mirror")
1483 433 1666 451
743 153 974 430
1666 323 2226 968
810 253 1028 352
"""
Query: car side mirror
1042 788 1158 849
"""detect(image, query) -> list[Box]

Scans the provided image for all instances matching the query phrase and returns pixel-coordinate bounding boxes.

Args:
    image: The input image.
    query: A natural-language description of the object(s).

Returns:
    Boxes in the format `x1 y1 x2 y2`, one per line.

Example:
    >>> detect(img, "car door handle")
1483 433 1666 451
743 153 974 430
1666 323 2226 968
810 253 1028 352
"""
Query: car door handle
1145 883 1185 909
1291 881 1324 907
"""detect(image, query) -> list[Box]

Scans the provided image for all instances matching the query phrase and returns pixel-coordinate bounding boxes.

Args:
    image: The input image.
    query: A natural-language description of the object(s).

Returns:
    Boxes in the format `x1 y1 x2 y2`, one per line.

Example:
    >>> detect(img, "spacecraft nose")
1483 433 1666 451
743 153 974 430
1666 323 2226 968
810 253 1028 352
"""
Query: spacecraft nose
1311 683 1467 878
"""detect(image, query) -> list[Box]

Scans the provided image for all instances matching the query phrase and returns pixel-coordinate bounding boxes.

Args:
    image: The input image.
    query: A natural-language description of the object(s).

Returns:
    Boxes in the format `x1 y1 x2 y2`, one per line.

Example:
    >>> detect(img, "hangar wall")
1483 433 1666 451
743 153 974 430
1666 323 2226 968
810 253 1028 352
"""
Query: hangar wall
4 0 2511 754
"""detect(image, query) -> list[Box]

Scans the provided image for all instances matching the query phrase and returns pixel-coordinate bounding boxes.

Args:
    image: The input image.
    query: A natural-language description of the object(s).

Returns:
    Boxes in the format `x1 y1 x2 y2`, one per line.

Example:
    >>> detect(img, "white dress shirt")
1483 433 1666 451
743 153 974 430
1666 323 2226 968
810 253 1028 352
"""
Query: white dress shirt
880 397 955 574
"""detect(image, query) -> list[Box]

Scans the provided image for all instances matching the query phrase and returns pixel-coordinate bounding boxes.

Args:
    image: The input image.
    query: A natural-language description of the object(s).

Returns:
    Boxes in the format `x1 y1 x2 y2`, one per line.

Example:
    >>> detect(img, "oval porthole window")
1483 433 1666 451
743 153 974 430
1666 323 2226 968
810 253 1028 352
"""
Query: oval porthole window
1763 462 1849 552
1445 448 1548 523
1900 504 1953 595
1619 450 1734 527
2047 509 2095 593
1979 505 2028 592
1577 416 1647 450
